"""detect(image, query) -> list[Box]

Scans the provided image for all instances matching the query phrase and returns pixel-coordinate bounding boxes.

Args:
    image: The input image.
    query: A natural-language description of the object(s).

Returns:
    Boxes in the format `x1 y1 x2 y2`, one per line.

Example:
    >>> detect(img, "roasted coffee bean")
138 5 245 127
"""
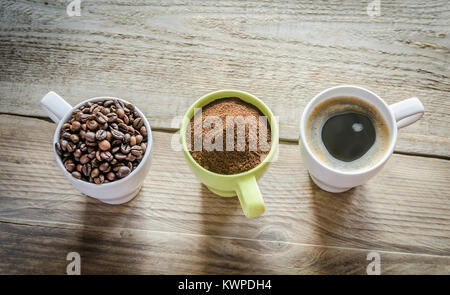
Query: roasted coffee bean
130 136 137 146
74 149 82 158
140 142 147 153
72 171 82 179
98 140 111 151
118 123 128 133
94 174 105 184
99 162 109 172
70 134 79 144
60 139 69 151
101 151 113 161
58 99 147 184
91 168 100 178
104 100 114 107
133 117 143 130
107 113 117 123
117 166 131 178
80 154 90 164
123 133 131 143
71 121 81 132
62 132 71 140
115 153 127 160
111 146 120 154
86 120 98 130
106 172 116 181
64 160 75 172
85 132 96 142
140 126 147 136
136 134 143 145
111 129 124 140
121 144 131 154
62 123 71 131
96 150 102 162
82 163 91 177
96 129 107 141
130 145 142 157
116 108 125 119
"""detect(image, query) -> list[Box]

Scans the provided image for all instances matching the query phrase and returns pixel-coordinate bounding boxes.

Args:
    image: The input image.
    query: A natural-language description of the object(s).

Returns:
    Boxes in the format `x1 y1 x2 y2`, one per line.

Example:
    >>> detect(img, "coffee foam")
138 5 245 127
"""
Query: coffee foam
306 96 390 172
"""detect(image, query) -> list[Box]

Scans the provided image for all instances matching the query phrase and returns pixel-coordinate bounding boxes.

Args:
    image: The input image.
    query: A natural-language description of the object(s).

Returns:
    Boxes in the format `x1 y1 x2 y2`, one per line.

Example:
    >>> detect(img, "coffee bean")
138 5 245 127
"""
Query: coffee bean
82 163 91 177
111 129 124 140
130 145 142 157
133 117 143 130
58 99 147 184
70 134 79 144
120 144 131 154
85 132 96 142
140 126 147 136
62 123 71 131
117 166 131 178
71 121 81 132
130 136 137 146
64 159 75 172
91 168 100 178
80 154 90 164
72 171 82 179
95 129 107 141
104 100 114 107
99 162 109 172
115 153 127 161
74 149 82 158
100 151 113 161
106 172 116 181
86 120 98 130
98 140 111 151
116 108 125 119
136 135 143 145
111 146 120 154
94 174 104 184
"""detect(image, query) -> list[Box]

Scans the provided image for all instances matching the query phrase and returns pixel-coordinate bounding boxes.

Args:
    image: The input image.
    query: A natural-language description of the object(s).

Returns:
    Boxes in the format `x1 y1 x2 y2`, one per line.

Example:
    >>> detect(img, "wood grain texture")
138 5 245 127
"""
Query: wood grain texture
0 114 449 267
1 221 449 275
0 0 449 156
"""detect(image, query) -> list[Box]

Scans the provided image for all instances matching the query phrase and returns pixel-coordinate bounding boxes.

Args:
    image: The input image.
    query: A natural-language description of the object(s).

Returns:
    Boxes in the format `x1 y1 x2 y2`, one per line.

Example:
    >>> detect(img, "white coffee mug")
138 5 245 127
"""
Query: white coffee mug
40 91 153 204
299 85 424 193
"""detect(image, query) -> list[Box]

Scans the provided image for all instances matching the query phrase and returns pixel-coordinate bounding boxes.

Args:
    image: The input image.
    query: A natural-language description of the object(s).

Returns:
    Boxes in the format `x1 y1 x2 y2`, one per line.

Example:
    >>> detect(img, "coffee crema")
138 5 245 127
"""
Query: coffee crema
306 96 390 171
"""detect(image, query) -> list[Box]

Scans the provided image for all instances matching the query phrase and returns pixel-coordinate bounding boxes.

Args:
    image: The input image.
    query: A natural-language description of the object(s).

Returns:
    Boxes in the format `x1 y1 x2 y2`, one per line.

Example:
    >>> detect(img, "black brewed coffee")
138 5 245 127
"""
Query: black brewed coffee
321 112 376 162
306 97 390 171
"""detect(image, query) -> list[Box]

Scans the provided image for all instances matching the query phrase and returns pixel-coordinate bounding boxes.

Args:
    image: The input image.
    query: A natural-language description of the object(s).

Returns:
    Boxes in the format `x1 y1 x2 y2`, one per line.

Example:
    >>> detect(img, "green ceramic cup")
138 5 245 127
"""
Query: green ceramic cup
180 90 279 218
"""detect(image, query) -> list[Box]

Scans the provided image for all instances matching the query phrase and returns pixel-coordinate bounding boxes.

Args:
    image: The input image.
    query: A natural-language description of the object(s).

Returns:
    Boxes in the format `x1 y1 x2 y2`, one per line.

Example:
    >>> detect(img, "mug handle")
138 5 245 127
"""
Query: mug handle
40 91 72 124
389 97 424 129
236 175 265 218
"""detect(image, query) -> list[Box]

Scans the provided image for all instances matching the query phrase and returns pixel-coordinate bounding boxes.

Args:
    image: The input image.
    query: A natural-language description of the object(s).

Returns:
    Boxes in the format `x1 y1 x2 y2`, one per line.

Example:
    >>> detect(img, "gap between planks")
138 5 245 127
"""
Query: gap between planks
1 217 449 259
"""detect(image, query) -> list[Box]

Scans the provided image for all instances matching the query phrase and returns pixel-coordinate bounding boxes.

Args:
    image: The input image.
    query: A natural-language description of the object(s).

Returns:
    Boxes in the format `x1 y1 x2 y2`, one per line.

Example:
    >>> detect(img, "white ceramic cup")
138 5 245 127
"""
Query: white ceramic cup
299 85 424 193
40 91 153 204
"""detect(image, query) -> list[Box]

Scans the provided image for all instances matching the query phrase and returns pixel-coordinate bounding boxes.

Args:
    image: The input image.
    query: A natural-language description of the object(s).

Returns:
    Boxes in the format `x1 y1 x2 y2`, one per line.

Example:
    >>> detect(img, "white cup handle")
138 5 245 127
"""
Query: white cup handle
40 91 72 124
389 97 424 129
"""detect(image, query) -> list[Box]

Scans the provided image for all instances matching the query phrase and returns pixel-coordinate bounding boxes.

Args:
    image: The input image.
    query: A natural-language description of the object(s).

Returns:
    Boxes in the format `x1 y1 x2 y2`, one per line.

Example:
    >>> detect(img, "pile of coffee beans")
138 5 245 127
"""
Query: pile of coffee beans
55 99 148 184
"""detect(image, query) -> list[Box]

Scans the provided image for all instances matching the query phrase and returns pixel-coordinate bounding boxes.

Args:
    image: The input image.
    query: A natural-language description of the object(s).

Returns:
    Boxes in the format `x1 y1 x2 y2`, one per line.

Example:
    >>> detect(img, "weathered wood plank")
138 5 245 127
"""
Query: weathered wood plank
0 0 448 156
0 114 449 257
1 221 448 274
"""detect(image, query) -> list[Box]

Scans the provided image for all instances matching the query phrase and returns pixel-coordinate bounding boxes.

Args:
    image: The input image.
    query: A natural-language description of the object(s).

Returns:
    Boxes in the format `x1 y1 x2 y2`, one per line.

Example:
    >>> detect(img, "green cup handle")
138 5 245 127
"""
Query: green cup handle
236 175 265 218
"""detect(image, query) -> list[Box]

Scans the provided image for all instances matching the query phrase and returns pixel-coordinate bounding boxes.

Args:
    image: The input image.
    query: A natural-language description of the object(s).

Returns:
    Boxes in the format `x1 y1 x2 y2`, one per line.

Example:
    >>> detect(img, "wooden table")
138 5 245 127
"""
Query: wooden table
0 1 449 275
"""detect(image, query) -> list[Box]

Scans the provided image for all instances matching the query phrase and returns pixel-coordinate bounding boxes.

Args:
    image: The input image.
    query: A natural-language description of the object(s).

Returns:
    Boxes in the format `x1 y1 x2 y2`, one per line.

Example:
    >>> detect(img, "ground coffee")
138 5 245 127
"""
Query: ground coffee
188 97 271 175
56 99 148 184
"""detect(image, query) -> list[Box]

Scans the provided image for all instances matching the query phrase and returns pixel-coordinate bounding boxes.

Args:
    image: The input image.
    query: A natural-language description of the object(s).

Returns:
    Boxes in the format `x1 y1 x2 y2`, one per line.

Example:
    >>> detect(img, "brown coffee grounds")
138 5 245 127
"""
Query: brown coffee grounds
187 97 271 175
